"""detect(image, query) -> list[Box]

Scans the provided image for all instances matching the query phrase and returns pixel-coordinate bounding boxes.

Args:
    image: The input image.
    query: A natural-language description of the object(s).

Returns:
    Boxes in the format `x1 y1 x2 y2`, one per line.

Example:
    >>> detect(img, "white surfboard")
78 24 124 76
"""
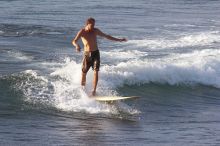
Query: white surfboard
94 96 140 102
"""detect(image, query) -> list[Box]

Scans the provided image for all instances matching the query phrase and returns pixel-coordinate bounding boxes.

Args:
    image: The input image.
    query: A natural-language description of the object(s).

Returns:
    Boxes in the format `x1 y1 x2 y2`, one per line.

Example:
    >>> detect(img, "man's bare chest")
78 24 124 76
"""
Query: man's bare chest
81 32 97 42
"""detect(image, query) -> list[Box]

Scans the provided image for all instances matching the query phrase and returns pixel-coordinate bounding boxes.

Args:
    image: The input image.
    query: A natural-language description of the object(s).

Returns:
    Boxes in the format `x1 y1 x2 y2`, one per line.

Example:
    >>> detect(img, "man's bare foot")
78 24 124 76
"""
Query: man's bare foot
81 86 85 91
91 90 96 96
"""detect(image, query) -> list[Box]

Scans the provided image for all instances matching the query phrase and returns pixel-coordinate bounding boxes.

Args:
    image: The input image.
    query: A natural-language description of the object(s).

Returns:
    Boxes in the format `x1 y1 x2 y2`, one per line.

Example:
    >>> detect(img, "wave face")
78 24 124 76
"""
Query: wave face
2 48 220 115
101 49 220 88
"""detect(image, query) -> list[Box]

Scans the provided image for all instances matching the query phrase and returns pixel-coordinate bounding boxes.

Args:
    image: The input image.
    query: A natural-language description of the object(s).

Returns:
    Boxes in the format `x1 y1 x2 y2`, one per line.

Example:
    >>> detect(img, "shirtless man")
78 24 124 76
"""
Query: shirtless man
72 17 127 96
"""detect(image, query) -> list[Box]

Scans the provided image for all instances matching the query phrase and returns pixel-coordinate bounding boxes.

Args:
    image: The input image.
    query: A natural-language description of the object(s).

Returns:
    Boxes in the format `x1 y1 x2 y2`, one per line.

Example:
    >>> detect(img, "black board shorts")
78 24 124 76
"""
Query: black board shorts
82 50 100 73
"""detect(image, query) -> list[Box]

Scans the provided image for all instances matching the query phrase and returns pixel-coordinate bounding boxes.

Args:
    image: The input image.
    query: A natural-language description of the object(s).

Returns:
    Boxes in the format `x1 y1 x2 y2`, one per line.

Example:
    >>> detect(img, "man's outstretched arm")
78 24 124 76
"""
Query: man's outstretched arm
96 28 127 42
72 29 83 52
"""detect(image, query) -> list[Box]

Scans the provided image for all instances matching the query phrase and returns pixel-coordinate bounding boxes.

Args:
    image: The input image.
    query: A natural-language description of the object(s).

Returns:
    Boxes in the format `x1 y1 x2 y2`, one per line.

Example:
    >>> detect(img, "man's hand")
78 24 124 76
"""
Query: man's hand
76 45 81 52
119 38 127 42
72 29 83 52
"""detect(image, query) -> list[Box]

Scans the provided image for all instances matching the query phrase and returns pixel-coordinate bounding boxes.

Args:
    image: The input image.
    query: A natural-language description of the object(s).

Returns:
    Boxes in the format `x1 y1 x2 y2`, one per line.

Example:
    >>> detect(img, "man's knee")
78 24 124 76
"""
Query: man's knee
82 68 89 73
93 60 100 71
94 70 99 74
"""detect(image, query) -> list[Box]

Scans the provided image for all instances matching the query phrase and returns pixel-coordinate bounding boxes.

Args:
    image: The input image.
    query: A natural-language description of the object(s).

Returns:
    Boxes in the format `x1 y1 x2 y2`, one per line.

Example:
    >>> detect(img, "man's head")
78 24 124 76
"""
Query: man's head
85 17 95 32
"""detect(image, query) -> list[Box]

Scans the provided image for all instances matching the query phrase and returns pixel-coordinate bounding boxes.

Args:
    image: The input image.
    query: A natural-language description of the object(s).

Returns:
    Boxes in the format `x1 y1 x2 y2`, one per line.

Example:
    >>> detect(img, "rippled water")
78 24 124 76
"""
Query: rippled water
1 0 220 145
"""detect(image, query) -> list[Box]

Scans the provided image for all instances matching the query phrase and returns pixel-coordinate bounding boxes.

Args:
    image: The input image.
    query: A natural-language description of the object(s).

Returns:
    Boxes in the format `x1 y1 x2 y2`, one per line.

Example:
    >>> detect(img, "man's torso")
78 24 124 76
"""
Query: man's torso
81 28 98 52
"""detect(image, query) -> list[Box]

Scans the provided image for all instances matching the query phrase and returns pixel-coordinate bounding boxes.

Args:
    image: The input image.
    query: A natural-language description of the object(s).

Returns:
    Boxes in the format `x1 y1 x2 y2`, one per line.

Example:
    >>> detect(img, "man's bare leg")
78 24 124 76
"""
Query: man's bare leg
92 70 98 96
81 72 86 90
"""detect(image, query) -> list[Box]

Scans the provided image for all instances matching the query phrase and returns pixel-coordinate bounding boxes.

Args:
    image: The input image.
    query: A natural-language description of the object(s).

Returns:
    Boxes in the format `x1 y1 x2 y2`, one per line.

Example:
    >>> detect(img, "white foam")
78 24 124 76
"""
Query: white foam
127 31 220 50
49 59 131 114
23 70 48 83
19 48 220 115
19 70 50 104
18 59 138 115
50 58 82 85
102 50 148 60
99 49 220 88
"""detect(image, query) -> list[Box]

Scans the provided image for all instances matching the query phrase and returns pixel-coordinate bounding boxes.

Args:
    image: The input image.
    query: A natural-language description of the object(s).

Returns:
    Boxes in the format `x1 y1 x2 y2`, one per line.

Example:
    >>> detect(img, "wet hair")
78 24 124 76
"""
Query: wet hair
86 17 95 25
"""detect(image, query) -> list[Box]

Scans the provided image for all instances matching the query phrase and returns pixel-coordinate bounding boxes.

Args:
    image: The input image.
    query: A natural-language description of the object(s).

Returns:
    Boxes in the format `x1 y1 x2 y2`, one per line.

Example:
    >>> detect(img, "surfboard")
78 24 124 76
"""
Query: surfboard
94 96 140 102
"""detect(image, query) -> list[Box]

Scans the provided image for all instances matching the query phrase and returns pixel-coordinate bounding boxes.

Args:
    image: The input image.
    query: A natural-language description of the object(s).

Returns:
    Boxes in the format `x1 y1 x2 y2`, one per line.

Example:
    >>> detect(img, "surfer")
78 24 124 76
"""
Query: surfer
72 17 127 96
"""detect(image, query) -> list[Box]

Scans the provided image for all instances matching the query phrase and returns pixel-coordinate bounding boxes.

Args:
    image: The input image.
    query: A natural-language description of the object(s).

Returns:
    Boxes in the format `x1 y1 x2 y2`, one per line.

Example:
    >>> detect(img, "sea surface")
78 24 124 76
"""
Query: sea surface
1 0 220 145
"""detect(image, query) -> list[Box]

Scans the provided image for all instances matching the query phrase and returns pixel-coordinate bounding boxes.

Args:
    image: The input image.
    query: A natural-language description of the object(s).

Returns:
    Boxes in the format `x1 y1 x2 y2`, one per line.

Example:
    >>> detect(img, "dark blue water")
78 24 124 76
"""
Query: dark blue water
1 0 220 145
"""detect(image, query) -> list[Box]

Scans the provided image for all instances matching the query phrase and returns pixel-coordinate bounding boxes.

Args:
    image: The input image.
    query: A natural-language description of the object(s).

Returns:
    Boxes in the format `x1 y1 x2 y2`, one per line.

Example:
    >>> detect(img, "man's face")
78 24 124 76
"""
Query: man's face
87 22 95 32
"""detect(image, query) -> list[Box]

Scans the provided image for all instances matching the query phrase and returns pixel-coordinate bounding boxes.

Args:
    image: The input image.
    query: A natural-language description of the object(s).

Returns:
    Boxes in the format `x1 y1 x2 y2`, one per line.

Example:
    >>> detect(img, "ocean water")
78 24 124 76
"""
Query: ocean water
1 0 220 145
